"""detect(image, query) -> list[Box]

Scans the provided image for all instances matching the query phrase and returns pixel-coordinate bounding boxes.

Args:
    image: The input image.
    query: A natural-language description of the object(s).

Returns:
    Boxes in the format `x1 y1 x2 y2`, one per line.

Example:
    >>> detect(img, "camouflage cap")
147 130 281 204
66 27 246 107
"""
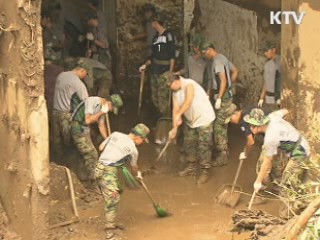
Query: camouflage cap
76 58 91 73
260 41 276 52
224 103 238 124
110 94 123 115
243 108 270 126
190 33 204 48
200 41 215 53
131 123 150 143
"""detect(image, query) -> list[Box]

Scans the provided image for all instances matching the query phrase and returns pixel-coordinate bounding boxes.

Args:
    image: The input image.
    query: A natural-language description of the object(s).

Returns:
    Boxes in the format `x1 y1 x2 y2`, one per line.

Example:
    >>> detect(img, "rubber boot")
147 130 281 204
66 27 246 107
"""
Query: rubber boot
197 169 210 184
178 163 196 177
211 151 228 167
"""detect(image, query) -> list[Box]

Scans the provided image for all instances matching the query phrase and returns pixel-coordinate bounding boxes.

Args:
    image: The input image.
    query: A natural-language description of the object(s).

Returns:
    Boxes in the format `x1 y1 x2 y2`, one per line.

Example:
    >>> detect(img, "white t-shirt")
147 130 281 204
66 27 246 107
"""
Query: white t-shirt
173 78 215 128
98 132 138 167
264 115 310 157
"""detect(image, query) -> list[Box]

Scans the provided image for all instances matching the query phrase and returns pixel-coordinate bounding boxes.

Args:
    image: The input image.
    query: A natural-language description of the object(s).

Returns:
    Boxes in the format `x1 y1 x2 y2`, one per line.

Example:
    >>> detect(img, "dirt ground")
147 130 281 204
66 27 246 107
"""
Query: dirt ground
46 99 283 240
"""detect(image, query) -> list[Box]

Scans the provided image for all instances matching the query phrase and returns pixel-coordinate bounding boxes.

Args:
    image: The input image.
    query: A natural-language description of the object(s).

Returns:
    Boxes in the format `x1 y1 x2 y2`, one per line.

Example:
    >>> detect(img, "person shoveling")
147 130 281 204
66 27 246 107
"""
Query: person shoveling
165 72 216 184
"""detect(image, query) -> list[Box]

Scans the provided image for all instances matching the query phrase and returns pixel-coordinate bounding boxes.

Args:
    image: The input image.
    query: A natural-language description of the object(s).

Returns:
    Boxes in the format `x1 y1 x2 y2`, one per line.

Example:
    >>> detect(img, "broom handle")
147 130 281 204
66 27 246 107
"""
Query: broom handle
140 179 157 206
248 190 257 210
231 158 244 193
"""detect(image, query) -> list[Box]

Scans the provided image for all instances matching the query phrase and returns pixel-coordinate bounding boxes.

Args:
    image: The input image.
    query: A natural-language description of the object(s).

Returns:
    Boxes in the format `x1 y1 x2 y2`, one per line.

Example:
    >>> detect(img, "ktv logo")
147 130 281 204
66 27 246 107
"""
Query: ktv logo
270 11 306 25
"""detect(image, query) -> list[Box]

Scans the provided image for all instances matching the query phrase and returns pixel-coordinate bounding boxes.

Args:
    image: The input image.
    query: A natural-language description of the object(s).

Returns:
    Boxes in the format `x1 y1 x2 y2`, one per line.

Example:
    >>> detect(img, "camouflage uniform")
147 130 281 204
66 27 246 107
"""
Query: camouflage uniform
51 111 72 162
70 121 98 180
95 163 120 227
184 123 213 169
213 98 233 163
150 74 171 115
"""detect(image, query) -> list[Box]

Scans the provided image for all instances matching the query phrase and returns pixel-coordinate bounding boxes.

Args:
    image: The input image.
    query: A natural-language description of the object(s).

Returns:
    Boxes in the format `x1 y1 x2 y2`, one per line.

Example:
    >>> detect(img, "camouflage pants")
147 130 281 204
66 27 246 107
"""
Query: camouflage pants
150 74 170 115
280 156 309 197
184 122 213 169
256 147 290 183
70 125 98 180
213 98 232 152
51 111 72 161
95 163 120 226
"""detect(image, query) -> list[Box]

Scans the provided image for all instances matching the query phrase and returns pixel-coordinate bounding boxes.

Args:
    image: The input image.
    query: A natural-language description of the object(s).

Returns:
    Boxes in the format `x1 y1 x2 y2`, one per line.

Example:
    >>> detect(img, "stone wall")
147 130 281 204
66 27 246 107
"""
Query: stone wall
116 0 184 97
281 0 320 151
0 0 49 239
193 0 281 106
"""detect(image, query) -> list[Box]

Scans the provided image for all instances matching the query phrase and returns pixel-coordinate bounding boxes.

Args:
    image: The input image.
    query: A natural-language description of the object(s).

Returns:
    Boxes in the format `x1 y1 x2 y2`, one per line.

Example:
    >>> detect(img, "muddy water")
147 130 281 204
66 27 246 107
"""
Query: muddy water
104 99 281 240
49 98 282 240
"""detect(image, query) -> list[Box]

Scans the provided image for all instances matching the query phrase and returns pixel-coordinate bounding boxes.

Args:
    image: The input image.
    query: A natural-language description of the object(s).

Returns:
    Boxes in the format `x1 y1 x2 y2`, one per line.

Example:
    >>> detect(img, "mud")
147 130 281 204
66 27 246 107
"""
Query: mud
45 97 282 240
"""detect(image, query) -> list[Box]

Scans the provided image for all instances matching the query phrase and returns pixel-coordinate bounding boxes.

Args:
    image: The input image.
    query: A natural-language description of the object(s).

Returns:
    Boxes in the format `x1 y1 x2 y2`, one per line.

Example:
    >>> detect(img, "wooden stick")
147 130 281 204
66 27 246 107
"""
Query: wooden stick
106 113 111 135
138 71 145 116
248 190 257 210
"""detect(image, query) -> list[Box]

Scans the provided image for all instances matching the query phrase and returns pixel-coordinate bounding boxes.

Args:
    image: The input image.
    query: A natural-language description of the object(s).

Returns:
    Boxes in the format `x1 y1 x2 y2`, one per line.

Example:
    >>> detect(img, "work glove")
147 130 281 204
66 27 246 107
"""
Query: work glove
78 35 85 42
276 99 281 106
239 152 247 160
215 98 222 110
168 128 177 140
86 32 94 41
101 103 109 113
253 181 264 193
258 99 264 108
136 171 143 181
139 64 146 72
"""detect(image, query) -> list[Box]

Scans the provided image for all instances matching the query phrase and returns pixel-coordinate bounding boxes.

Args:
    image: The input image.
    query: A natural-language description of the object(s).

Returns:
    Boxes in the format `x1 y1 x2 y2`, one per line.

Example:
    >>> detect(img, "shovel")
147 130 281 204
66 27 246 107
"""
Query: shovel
215 158 244 208
138 71 145 116
139 179 169 218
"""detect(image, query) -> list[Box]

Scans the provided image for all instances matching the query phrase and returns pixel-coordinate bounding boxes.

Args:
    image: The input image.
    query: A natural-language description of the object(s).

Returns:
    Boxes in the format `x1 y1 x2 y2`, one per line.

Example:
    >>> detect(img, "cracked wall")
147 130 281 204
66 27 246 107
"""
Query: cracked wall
282 0 320 151
0 0 49 239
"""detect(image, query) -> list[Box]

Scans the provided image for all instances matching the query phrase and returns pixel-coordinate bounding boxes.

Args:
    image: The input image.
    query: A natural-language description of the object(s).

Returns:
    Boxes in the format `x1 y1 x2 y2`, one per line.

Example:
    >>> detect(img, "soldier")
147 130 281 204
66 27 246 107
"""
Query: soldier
258 42 281 111
64 57 112 98
174 33 207 88
244 108 312 216
95 123 149 239
226 106 289 179
139 13 176 117
166 72 215 184
70 95 123 186
41 11 65 65
201 41 239 166
83 12 111 69
52 60 89 162
129 3 157 55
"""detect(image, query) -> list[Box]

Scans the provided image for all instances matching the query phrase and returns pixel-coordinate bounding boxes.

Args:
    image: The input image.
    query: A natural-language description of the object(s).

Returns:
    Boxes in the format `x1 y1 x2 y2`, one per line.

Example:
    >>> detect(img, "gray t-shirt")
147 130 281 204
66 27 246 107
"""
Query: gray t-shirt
99 132 138 167
210 54 235 97
264 55 281 104
187 54 207 85
53 71 89 112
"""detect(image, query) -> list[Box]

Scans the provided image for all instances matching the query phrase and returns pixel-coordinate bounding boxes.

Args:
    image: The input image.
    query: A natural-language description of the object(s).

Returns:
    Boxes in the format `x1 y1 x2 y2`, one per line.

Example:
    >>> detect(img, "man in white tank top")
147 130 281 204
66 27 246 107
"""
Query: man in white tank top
165 72 216 184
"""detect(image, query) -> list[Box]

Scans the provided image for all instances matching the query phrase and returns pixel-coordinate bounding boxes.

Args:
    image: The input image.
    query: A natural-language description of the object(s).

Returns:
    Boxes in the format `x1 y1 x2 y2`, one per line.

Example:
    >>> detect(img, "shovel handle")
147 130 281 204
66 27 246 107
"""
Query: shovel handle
248 190 257 210
231 158 244 193
106 113 111 136
155 140 170 162
138 71 145 116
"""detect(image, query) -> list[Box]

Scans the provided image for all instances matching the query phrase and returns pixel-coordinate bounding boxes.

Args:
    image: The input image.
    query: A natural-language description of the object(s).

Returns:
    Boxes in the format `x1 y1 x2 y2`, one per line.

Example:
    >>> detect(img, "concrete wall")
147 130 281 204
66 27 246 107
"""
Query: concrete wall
193 0 281 106
281 0 320 151
0 0 50 239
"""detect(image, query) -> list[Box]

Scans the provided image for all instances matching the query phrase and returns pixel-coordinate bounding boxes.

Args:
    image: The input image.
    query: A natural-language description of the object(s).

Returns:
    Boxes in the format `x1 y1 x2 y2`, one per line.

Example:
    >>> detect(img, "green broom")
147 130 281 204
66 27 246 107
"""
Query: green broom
119 166 140 189
139 179 169 218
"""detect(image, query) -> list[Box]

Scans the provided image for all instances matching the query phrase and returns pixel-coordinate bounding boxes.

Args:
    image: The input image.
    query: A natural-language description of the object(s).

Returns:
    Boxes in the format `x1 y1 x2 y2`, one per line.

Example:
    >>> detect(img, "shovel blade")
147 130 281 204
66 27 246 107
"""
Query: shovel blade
215 185 241 208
